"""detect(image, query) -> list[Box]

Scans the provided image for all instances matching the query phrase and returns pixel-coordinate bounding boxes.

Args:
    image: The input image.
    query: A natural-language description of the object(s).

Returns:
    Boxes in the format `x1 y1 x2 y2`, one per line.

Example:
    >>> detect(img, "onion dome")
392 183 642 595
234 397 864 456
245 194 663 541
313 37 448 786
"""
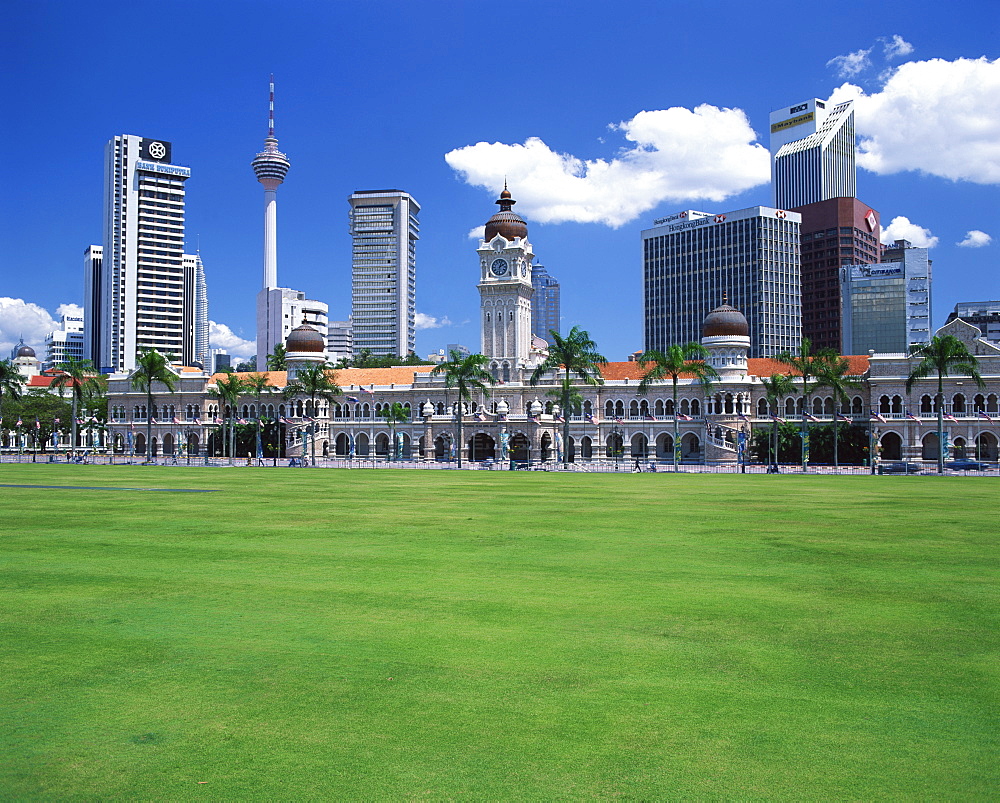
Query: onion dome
484 185 528 241
702 303 749 338
15 344 36 358
285 325 325 353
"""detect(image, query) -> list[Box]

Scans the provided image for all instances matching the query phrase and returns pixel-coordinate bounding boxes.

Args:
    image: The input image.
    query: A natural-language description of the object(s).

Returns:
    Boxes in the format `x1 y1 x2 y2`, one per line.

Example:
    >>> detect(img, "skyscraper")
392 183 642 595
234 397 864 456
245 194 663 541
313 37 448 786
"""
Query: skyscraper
185 253 209 368
97 135 193 373
82 245 102 365
349 190 419 357
253 76 292 366
841 239 932 354
642 207 802 358
530 265 560 341
796 198 881 352
44 312 85 370
770 98 855 209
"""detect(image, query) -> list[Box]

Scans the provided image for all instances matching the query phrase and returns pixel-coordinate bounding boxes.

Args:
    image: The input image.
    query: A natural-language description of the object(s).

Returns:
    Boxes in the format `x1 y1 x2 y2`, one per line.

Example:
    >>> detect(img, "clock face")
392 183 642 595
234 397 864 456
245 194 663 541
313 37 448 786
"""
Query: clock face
491 258 509 276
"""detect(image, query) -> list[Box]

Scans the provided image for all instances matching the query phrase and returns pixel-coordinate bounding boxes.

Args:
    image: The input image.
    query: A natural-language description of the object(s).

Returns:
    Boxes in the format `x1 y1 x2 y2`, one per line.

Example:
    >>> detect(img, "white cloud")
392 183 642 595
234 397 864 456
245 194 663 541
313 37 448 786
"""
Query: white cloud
880 216 939 248
830 57 1000 183
957 229 992 248
56 303 84 319
827 48 873 78
0 297 60 357
209 321 256 360
414 312 453 330
445 104 770 228
881 34 914 59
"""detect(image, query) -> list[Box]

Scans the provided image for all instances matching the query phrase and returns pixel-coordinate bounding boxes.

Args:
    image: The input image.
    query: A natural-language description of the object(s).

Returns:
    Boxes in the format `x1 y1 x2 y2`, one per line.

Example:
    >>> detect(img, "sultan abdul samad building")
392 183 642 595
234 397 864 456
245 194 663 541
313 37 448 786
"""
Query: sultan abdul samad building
100 189 1000 466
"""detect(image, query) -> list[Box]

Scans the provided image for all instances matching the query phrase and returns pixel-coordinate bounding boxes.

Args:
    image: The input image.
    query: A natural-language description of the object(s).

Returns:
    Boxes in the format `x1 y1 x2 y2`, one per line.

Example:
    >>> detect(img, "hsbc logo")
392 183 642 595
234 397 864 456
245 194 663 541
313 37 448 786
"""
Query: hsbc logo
775 210 787 219
714 214 726 223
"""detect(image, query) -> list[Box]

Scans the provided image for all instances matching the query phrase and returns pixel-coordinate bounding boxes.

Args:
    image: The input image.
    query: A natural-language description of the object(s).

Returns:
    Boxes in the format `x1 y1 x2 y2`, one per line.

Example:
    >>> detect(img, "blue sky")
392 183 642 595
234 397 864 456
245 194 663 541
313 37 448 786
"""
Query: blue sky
3 0 998 362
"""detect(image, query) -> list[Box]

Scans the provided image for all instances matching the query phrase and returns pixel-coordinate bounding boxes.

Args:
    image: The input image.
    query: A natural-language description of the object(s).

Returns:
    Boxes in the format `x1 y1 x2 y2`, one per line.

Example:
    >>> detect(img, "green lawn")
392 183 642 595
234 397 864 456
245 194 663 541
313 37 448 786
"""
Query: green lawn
1 465 997 799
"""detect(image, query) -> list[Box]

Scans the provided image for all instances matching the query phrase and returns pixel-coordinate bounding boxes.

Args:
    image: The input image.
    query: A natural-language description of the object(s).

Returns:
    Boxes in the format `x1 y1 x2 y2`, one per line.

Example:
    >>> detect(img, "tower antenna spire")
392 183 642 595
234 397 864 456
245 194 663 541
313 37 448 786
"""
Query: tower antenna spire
268 74 275 138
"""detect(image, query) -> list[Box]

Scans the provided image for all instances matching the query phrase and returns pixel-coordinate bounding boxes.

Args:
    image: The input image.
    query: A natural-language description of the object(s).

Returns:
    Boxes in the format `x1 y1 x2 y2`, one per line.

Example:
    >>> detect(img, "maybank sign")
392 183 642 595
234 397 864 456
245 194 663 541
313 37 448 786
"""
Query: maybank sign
136 161 191 178
770 112 814 134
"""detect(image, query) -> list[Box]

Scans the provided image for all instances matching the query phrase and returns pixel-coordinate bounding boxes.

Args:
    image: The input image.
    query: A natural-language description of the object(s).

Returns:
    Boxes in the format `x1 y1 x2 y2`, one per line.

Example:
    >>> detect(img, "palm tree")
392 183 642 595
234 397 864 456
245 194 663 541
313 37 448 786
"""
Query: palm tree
266 343 287 371
0 359 27 436
431 351 496 468
637 342 719 472
759 373 796 469
209 372 246 463
284 364 340 465
379 402 410 461
52 357 96 455
131 349 177 462
906 335 985 473
814 354 862 471
242 372 274 461
776 339 830 472
530 327 607 467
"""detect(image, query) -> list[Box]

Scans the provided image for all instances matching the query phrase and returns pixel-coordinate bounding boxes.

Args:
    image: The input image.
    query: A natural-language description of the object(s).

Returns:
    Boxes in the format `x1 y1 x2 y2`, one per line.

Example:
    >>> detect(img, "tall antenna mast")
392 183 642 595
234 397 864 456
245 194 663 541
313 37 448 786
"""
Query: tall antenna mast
268 73 275 138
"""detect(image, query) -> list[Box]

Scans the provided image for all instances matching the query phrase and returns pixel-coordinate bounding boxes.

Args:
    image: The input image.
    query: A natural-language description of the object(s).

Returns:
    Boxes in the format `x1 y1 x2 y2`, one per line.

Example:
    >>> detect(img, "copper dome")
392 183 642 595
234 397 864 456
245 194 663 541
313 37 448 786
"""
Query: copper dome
285 325 325 353
702 304 749 338
15 344 36 358
484 186 528 242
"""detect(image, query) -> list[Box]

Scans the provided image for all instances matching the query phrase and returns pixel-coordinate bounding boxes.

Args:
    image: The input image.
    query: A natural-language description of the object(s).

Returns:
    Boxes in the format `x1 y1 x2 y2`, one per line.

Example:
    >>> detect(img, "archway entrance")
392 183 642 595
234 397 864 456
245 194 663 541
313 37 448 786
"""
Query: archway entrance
187 433 200 456
921 432 940 461
880 431 902 461
510 433 529 463
469 433 496 462
976 432 998 461
540 432 552 461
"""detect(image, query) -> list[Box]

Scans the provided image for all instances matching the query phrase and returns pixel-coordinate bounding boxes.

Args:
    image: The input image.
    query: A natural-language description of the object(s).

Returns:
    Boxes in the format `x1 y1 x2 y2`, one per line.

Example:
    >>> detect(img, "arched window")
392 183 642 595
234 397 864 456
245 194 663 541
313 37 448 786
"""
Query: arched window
921 395 933 414
953 394 966 413
605 401 614 418
639 400 649 417
880 395 891 414
665 399 675 415
654 400 664 417
891 395 903 415
691 399 700 416
758 398 769 417
614 400 625 418
629 400 639 418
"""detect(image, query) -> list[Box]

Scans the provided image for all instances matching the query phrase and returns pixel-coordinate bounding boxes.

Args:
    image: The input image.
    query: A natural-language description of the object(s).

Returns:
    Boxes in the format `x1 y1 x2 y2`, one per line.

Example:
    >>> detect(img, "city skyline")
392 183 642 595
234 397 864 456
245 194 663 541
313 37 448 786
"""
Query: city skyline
2 1 998 363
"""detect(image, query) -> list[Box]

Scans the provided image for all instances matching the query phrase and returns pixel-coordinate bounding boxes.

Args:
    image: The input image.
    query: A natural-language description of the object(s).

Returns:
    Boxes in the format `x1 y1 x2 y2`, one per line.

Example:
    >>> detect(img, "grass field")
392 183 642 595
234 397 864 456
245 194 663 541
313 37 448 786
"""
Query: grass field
1 464 997 799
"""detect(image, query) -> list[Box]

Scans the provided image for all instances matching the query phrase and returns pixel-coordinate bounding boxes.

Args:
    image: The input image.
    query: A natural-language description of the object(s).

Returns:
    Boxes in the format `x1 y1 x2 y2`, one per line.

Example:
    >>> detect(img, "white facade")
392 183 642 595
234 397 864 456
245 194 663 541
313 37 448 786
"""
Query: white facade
349 190 419 357
642 206 802 357
99 135 193 373
258 287 328 365
478 233 535 377
44 314 85 370
326 320 353 363
771 99 855 208
187 253 209 368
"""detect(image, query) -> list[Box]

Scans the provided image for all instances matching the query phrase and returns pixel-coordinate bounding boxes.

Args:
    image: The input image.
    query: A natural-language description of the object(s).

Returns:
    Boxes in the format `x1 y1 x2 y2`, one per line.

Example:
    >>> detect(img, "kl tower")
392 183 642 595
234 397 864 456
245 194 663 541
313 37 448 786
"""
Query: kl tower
253 75 291 367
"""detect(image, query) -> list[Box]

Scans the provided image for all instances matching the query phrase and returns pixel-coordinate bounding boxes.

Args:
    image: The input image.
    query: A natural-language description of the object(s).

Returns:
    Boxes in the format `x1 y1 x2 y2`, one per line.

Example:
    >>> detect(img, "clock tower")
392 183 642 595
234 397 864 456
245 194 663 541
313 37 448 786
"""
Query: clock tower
477 186 535 379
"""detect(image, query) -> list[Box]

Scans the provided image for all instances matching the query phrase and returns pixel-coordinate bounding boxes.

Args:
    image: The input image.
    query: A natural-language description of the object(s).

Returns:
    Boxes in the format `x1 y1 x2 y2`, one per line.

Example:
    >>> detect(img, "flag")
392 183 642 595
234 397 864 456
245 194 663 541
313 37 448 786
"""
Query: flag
979 411 995 422
585 414 596 424
346 396 360 403
16 417 22 427
871 411 887 423
771 414 786 424
677 413 693 421
945 413 958 423
361 387 374 395
555 414 566 423
54 417 60 424
907 413 920 421
643 414 655 421
804 413 820 422
76 418 84 425
150 417 158 424
35 418 40 429
173 417 181 424
194 417 202 425
737 413 749 423
838 413 853 422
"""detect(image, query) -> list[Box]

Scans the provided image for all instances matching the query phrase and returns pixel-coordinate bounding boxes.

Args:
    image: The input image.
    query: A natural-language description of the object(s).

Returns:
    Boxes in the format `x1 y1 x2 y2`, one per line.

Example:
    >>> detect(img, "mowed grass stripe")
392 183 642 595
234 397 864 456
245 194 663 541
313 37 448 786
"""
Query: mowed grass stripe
1 464 997 798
